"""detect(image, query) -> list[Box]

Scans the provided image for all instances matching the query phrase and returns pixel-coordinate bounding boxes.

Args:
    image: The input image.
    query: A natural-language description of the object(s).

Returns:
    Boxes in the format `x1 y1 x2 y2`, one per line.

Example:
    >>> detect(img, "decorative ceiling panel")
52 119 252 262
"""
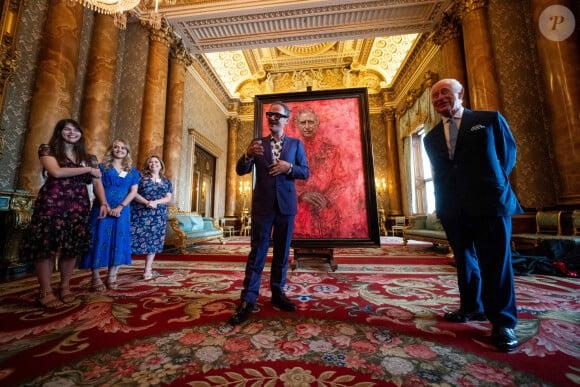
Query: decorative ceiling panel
149 0 453 101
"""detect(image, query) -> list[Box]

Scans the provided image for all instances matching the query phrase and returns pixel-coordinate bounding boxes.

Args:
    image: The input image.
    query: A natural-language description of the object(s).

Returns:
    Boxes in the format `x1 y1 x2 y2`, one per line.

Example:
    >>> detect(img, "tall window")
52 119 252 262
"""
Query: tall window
410 126 435 215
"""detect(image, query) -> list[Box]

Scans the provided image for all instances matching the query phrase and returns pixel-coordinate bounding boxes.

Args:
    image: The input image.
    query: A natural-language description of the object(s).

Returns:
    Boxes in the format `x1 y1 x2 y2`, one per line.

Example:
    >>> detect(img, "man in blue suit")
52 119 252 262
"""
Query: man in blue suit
424 79 523 352
229 101 310 325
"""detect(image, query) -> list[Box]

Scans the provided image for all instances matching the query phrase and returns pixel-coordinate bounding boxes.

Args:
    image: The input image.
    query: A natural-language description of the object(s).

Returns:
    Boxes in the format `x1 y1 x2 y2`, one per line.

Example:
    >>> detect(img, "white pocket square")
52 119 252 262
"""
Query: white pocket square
470 124 485 131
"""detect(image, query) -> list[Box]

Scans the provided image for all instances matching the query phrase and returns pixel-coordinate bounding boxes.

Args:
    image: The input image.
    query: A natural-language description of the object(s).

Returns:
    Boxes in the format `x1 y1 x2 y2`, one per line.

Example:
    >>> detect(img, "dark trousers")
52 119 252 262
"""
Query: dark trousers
440 215 518 328
240 212 295 304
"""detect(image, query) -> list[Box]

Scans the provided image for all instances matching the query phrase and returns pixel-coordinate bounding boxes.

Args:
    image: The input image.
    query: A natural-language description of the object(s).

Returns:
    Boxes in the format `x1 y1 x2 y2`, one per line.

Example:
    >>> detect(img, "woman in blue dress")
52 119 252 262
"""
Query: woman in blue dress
131 155 173 279
80 139 139 291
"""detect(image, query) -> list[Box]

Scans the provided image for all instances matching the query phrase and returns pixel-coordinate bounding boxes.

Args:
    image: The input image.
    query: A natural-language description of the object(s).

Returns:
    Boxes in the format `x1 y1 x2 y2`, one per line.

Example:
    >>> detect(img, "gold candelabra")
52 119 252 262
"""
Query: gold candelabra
375 177 387 236
238 180 251 231
239 180 251 212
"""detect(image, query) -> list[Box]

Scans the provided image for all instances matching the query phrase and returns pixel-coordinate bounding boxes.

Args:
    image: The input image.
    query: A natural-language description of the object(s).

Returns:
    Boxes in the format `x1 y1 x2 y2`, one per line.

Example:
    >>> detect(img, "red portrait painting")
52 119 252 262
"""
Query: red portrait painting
257 89 379 247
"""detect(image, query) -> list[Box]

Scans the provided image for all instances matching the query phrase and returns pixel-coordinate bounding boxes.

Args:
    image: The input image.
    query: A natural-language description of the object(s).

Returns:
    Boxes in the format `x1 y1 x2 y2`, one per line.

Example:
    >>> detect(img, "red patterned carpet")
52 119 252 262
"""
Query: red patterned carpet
0 237 578 386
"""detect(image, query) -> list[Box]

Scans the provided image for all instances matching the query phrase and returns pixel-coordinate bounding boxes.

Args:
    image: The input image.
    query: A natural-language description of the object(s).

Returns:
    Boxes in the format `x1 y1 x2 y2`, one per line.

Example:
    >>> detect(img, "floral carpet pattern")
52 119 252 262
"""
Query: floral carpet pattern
0 237 578 386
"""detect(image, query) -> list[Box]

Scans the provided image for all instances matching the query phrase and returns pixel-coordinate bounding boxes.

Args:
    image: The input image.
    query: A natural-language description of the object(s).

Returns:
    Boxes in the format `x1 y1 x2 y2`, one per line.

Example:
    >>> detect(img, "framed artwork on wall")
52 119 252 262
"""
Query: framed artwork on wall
254 88 380 248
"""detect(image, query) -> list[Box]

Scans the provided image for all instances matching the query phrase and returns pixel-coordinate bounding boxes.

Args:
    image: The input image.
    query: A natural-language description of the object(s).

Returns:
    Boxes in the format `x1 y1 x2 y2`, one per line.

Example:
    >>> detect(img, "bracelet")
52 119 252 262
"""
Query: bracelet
100 204 108 207
119 203 126 208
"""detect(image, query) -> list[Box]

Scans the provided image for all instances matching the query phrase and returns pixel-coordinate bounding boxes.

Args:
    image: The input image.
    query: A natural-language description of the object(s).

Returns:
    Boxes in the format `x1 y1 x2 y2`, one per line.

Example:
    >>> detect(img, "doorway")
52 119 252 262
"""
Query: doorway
191 146 216 216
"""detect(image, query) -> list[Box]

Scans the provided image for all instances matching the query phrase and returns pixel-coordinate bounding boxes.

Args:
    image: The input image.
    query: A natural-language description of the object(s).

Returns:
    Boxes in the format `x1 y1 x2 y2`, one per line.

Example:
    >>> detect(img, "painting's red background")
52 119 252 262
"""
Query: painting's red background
262 98 369 239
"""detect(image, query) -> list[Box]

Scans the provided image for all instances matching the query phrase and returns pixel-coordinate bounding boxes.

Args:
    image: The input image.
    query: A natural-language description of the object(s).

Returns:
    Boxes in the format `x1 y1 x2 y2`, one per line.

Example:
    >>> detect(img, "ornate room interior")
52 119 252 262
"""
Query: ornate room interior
0 0 578 273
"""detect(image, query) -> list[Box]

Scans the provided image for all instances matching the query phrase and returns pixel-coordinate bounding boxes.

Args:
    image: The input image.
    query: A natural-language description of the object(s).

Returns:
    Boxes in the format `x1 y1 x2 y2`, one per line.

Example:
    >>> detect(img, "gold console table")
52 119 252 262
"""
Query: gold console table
0 189 34 277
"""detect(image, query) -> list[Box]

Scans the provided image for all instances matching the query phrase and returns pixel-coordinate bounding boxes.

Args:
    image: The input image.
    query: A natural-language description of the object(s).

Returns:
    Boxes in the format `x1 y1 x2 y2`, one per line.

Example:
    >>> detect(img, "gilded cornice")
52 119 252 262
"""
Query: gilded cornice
431 11 461 46
457 0 488 20
398 71 438 117
388 34 433 97
239 101 255 121
190 54 233 108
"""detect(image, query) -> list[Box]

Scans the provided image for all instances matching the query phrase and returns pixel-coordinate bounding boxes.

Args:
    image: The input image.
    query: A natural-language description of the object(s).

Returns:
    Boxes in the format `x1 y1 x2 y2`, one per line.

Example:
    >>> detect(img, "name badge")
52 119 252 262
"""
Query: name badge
119 171 128 178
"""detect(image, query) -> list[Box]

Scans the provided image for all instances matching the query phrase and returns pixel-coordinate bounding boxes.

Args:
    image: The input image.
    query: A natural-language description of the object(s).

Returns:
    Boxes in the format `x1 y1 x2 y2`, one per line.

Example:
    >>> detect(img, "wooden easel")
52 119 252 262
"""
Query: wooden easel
291 247 337 272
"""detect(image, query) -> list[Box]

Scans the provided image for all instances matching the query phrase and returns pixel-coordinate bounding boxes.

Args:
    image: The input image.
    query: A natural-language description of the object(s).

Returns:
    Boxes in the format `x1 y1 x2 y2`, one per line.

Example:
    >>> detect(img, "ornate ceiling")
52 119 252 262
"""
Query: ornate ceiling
138 0 453 101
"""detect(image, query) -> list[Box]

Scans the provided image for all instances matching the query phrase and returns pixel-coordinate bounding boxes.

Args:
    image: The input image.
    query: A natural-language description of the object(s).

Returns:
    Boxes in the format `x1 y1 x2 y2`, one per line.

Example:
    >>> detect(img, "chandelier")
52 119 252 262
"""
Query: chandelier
71 0 141 15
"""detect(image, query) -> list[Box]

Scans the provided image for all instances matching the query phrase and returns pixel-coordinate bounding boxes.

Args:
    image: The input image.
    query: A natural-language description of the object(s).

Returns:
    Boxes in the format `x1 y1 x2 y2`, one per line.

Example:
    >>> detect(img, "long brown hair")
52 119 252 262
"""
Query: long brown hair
141 155 166 179
48 119 90 166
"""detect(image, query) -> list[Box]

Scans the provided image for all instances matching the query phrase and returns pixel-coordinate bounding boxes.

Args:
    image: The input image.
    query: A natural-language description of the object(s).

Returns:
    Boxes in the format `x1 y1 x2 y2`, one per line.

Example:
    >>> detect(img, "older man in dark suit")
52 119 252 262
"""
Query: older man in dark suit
229 101 310 325
424 78 523 352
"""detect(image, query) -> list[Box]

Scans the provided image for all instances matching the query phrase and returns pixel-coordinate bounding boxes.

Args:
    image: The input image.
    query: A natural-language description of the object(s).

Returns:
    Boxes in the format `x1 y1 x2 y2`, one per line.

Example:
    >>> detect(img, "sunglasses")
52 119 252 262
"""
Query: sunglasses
265 112 288 119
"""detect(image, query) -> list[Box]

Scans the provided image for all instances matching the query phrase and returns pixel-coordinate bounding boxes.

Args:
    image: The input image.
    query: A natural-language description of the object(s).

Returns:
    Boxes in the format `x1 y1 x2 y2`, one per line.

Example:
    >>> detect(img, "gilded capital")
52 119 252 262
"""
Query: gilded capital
382 107 397 120
143 18 174 47
457 0 488 20
431 11 461 46
227 116 240 130
170 40 193 67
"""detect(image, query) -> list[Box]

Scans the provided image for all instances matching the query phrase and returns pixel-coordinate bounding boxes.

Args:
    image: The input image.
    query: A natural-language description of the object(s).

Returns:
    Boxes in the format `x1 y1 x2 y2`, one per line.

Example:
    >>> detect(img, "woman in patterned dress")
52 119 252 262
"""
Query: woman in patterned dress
79 139 139 291
20 119 105 308
131 155 173 279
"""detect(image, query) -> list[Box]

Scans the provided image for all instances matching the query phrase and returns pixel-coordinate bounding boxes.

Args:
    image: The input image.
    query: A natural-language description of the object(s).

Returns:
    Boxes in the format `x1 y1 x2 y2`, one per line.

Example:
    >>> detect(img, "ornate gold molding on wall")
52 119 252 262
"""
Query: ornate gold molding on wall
0 0 26 160
398 71 438 119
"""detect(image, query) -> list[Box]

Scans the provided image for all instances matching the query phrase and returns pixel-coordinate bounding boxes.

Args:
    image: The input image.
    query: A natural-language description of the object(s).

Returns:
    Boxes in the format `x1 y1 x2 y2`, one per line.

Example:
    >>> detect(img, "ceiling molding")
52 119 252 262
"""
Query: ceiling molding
151 0 454 109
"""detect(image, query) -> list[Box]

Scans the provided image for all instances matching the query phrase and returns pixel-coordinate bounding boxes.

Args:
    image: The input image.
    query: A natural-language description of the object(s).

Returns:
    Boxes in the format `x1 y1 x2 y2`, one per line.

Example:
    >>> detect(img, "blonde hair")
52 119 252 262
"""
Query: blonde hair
103 139 133 171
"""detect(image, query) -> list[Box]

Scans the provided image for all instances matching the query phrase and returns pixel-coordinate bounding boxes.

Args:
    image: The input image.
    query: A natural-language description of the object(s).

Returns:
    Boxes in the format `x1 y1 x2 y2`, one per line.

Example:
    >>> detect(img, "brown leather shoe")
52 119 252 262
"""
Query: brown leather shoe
228 301 255 325
444 310 487 323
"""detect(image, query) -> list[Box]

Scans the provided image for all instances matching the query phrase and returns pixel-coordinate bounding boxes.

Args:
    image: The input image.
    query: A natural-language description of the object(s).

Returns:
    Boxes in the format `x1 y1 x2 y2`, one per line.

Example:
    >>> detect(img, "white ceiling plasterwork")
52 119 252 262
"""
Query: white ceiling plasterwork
141 0 453 102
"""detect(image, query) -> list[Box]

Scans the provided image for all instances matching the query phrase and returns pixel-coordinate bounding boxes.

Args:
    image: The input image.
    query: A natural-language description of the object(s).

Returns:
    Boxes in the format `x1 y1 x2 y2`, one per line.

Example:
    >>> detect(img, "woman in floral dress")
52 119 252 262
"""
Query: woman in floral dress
131 155 173 279
20 119 105 308
79 139 139 291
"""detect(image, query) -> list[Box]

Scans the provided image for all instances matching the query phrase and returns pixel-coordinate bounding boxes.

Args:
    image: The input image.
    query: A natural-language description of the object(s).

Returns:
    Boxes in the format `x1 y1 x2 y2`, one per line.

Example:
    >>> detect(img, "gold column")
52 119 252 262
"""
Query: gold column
458 0 501 111
18 0 83 193
431 10 470 108
0 0 26 160
531 0 580 204
138 20 173 168
225 116 240 216
80 13 119 159
382 107 402 216
164 40 191 200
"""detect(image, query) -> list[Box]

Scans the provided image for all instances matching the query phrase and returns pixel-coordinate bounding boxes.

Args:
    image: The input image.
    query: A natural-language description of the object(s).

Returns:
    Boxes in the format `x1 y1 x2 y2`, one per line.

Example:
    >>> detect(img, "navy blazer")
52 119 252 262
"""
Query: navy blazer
424 109 523 218
236 136 309 216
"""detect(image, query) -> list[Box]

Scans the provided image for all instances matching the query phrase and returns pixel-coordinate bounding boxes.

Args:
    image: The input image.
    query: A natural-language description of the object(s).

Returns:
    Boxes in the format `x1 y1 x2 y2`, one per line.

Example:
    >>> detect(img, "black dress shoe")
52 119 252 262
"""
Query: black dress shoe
492 327 519 352
444 310 487 323
228 301 254 325
271 294 297 312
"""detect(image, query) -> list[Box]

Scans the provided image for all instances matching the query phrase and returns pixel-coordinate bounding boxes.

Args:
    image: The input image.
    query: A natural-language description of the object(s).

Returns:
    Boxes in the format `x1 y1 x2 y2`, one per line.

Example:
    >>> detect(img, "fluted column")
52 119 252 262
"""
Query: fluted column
431 10 469 108
458 0 501 111
18 0 83 193
164 40 191 202
225 116 240 216
383 108 403 215
138 21 173 168
80 13 119 159
531 0 580 204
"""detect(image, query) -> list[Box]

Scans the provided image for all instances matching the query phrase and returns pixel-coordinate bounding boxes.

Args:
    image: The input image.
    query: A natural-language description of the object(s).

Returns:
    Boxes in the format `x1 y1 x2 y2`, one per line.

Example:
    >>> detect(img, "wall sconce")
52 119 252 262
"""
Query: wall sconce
375 177 387 235
238 180 251 212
